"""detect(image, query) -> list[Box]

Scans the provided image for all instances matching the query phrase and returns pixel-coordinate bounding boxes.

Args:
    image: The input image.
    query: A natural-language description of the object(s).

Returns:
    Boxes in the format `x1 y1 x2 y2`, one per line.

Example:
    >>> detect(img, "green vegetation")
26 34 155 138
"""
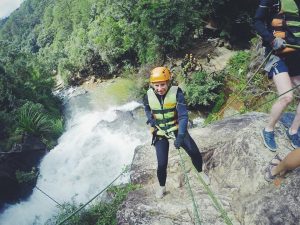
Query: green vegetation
46 183 139 225
203 46 300 123
15 167 38 184
184 71 225 108
16 102 52 136
0 64 62 151
0 0 259 150
0 0 257 83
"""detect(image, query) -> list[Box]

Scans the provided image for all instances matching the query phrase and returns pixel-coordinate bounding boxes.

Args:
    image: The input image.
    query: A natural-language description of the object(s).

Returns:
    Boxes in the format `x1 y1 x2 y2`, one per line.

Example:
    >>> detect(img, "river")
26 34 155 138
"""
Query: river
0 83 148 225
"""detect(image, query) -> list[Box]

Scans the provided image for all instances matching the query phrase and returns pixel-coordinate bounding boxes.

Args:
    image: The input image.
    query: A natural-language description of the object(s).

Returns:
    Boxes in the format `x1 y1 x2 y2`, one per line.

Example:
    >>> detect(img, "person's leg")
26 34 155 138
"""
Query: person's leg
289 75 300 134
262 61 291 151
265 72 293 131
154 137 169 186
272 148 300 175
181 132 203 172
180 132 210 184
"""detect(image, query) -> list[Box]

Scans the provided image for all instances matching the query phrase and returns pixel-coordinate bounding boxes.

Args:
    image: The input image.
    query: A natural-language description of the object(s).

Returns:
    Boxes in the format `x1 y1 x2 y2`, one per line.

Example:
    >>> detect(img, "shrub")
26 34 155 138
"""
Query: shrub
227 51 250 82
16 101 52 137
51 118 64 139
46 183 139 225
15 168 38 184
184 71 225 108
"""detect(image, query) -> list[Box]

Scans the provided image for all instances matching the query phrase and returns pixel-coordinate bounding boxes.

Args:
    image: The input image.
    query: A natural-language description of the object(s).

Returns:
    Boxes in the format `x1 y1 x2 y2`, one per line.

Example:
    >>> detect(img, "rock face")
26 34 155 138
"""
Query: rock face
0 135 48 209
117 112 300 225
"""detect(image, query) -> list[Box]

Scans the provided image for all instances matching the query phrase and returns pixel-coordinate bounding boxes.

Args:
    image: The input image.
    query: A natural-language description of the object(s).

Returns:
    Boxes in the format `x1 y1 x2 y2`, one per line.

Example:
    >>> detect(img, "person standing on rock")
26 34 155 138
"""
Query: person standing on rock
254 0 300 151
143 66 210 199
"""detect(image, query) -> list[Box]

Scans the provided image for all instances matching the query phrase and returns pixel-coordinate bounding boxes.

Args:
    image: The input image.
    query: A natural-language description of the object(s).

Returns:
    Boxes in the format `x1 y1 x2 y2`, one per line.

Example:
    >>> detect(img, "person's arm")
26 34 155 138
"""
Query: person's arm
176 88 188 136
253 0 274 44
143 94 155 127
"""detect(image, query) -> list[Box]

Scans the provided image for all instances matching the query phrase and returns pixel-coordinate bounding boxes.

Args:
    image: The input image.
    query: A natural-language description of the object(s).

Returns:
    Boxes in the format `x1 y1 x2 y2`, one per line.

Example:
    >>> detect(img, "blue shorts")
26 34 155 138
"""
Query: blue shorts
268 51 300 79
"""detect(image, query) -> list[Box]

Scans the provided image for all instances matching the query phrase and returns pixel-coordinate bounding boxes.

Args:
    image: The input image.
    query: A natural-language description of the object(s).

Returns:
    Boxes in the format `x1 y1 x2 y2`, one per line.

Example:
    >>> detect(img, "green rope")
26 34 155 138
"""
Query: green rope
286 43 300 49
252 83 300 111
57 167 128 225
158 129 202 225
177 147 202 225
217 50 273 118
194 170 233 225
179 150 233 225
224 82 300 120
178 140 232 225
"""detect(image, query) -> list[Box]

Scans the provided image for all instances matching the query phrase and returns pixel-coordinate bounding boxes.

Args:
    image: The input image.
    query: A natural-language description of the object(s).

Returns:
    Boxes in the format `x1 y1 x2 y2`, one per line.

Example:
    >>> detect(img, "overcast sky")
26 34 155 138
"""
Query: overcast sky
0 0 23 19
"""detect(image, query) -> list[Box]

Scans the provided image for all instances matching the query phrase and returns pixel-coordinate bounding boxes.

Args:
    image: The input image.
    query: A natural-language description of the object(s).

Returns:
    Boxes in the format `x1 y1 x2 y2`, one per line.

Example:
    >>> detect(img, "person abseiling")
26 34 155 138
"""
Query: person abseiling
254 0 300 151
143 66 210 199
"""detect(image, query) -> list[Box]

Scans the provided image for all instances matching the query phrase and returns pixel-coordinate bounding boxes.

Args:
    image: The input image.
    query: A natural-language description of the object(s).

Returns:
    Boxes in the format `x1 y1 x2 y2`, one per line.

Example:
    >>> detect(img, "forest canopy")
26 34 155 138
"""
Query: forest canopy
0 0 258 150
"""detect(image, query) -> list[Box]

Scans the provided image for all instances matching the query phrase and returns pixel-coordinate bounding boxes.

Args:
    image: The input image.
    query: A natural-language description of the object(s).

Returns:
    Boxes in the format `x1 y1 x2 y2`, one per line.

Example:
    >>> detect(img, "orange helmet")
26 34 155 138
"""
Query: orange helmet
150 67 171 83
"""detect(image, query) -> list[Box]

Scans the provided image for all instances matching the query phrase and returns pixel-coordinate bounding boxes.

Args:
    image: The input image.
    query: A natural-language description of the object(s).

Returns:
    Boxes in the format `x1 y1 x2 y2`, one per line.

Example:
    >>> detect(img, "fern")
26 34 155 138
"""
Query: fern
16 102 52 136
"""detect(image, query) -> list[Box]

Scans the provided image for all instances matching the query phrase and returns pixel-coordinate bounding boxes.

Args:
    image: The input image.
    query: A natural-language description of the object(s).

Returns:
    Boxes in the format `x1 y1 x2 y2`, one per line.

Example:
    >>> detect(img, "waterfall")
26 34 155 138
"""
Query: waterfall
0 87 148 225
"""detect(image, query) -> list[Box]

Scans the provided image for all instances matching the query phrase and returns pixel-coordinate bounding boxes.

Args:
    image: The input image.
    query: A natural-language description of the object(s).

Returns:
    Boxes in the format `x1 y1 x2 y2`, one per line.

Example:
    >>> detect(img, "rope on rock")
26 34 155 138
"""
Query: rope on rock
177 147 202 225
224 82 300 120
216 50 274 119
160 130 202 225
194 169 233 225
161 127 232 225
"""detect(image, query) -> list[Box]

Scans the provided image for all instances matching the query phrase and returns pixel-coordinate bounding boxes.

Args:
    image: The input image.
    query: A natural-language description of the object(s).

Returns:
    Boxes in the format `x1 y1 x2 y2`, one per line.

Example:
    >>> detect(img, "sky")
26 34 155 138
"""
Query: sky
0 0 23 19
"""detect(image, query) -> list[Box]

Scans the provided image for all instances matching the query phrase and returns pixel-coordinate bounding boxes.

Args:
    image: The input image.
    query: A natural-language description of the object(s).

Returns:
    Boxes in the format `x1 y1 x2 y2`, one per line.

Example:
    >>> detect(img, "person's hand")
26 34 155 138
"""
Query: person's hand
147 119 156 127
271 37 286 51
174 134 184 149
150 127 158 135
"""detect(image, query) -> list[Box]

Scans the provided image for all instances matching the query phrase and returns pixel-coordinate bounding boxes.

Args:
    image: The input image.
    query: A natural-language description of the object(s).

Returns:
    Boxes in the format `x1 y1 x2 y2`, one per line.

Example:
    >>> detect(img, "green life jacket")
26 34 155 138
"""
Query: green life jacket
147 86 178 136
272 0 300 53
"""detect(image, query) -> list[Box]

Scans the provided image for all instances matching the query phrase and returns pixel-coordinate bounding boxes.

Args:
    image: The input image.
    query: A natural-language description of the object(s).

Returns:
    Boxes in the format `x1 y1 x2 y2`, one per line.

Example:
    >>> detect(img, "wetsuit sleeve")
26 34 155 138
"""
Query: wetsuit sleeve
176 88 188 136
254 0 274 44
143 94 155 127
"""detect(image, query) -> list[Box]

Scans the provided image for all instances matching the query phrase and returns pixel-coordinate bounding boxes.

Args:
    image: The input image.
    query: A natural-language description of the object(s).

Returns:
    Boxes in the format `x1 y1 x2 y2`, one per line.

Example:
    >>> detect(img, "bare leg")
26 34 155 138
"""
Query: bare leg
272 148 300 175
265 72 293 131
289 75 300 134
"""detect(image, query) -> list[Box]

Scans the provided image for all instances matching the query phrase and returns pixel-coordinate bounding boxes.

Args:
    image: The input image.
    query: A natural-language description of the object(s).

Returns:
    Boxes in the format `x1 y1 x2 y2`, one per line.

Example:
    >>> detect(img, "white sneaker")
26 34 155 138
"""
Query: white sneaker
199 172 210 185
156 186 166 199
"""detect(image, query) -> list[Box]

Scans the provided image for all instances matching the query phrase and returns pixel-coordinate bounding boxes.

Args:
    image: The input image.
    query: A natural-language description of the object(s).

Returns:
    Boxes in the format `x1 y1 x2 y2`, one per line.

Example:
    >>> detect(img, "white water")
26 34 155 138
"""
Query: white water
0 88 148 225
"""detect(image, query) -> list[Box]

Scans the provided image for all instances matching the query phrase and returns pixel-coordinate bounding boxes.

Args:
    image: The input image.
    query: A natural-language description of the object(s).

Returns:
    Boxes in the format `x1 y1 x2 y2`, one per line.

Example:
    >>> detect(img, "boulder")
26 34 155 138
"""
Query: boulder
0 135 48 208
117 112 299 224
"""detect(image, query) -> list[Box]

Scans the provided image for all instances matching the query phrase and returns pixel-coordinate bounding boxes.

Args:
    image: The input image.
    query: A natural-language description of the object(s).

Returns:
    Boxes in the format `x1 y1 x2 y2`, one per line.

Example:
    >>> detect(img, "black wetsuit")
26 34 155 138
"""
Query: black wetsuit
254 0 281 49
143 87 203 186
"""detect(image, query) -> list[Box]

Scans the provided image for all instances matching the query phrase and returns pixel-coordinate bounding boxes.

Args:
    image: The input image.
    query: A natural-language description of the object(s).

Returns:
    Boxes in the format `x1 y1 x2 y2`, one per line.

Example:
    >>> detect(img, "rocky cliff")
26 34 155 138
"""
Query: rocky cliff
0 135 48 209
117 112 300 225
